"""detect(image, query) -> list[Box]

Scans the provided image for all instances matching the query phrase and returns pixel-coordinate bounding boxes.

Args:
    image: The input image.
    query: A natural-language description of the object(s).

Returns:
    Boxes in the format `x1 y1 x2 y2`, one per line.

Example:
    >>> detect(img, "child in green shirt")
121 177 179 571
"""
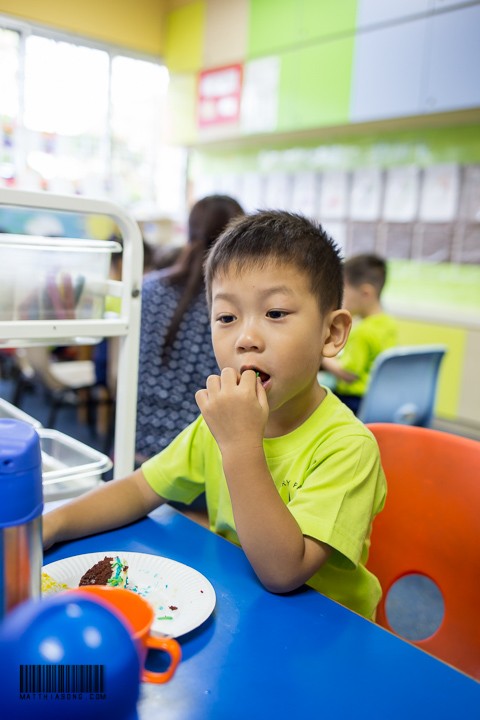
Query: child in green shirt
44 211 386 618
322 253 398 414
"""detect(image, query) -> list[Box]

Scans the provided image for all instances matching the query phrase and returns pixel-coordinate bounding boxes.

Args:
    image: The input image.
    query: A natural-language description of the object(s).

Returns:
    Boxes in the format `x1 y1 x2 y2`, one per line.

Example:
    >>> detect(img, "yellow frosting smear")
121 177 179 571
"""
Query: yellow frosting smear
42 572 69 595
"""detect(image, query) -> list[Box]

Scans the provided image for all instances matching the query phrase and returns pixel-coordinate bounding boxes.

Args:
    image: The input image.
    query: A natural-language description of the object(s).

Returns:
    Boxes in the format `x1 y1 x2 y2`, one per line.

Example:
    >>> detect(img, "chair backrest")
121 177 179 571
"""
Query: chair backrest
357 345 446 426
24 347 96 392
367 423 480 679
24 346 65 392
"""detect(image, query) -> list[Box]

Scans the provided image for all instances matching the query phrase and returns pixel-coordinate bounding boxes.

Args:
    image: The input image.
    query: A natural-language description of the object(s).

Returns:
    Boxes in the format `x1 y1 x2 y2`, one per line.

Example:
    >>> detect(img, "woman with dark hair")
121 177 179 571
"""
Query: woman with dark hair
135 195 245 463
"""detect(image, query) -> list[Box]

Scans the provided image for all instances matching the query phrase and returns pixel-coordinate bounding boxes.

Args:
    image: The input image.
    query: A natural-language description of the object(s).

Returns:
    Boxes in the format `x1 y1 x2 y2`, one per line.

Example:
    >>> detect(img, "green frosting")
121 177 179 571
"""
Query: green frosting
107 556 127 587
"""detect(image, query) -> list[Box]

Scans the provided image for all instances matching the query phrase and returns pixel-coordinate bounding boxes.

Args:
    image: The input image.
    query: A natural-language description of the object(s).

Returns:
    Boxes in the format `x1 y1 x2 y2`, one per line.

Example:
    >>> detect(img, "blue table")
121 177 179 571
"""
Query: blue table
44 505 479 719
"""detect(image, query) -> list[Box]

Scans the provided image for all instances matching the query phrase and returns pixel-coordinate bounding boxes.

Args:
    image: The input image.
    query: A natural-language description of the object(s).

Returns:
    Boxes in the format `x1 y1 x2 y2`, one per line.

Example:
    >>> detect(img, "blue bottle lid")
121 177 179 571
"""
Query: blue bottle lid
0 594 140 719
0 419 43 527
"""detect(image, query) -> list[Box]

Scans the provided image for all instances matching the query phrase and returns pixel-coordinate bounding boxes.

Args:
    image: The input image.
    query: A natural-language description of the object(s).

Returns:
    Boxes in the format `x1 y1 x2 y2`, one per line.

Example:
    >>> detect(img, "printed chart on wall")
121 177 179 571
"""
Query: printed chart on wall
190 160 480 315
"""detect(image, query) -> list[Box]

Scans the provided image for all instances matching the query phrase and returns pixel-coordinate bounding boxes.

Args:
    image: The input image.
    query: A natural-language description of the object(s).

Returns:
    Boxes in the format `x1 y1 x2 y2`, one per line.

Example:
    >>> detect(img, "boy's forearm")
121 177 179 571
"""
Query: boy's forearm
221 446 330 592
43 469 163 549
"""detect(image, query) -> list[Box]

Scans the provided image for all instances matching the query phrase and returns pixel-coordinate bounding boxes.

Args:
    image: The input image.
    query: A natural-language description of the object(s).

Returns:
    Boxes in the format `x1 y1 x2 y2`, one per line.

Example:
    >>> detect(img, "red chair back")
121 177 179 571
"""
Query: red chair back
367 423 480 679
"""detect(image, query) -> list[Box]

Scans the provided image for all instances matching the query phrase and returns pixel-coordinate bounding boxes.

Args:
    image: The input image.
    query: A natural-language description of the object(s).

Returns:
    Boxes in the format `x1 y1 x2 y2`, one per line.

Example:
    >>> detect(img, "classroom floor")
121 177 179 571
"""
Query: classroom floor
0 369 445 647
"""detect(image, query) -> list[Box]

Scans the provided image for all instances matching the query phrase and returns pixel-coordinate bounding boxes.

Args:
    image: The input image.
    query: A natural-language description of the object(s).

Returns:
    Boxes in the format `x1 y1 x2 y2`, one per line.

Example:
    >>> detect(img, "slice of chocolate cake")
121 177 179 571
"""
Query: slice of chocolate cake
79 556 129 587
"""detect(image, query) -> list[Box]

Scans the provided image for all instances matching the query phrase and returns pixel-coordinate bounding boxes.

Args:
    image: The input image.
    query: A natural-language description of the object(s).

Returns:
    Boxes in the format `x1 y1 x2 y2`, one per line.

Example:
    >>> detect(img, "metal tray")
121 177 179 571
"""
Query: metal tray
39 428 112 501
0 397 43 428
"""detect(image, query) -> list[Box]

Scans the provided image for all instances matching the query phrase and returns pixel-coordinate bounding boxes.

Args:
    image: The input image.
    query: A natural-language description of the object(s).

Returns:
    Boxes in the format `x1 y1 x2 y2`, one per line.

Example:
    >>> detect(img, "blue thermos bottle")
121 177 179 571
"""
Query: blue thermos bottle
0 418 43 619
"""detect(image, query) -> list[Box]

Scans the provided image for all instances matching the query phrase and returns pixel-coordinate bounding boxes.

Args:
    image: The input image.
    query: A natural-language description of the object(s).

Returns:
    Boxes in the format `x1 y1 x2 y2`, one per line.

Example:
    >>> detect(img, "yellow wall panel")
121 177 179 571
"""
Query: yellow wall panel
0 0 166 55
458 330 480 425
396 319 466 420
165 1 205 72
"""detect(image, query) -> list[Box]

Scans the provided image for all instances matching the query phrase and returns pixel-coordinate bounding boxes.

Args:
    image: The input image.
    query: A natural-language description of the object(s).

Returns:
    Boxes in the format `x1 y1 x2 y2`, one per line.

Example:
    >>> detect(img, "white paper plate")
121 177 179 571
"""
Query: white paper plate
43 551 216 638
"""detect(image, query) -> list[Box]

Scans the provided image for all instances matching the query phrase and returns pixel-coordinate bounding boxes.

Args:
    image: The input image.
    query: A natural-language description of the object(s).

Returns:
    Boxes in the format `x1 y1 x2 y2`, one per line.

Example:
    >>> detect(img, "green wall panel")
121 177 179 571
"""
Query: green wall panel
166 73 198 145
247 0 301 58
277 37 354 131
193 125 480 170
302 0 357 42
248 0 358 58
385 261 480 315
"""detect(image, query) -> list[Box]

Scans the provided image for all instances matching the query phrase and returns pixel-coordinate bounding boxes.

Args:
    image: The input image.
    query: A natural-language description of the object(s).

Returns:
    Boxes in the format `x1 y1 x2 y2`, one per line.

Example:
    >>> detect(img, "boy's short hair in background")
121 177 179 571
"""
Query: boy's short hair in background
343 254 387 297
205 210 344 313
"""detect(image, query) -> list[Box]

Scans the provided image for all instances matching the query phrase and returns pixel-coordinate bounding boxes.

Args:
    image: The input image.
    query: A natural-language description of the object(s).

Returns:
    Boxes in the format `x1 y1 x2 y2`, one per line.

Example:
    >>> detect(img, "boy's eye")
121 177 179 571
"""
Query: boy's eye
217 314 236 324
266 310 288 319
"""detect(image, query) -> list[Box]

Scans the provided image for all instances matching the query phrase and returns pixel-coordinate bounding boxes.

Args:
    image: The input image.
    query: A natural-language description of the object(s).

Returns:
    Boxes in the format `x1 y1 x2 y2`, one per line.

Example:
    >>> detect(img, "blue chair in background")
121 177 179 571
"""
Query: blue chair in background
357 345 447 427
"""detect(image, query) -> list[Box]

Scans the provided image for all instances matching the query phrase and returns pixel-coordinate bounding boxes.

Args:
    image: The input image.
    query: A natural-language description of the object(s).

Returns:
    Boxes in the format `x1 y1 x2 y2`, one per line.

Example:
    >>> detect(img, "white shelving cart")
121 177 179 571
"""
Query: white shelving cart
0 187 143 478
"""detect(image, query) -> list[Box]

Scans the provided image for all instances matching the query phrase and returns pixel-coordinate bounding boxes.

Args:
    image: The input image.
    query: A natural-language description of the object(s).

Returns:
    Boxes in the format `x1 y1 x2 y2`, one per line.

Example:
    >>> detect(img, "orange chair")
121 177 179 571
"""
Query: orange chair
366 423 480 679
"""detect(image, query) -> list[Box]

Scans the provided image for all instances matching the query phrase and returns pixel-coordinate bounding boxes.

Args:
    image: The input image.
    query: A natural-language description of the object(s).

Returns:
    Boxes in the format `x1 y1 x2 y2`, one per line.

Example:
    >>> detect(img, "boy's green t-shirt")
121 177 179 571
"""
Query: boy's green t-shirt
336 313 398 396
142 390 386 619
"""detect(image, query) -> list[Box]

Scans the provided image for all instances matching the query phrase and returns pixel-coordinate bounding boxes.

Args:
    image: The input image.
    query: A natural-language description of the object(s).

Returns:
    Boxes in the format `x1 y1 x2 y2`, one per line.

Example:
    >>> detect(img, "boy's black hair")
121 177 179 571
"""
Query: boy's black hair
343 253 387 297
205 210 344 313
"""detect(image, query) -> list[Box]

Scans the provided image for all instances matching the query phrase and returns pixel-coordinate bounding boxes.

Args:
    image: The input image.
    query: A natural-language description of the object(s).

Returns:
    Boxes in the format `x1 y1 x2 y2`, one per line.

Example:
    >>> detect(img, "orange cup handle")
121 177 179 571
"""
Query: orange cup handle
142 636 182 684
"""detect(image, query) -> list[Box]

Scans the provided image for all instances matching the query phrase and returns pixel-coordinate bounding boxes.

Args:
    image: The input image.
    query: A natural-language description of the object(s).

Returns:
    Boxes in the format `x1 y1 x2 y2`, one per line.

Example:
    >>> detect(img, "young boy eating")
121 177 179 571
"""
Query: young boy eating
43 211 386 620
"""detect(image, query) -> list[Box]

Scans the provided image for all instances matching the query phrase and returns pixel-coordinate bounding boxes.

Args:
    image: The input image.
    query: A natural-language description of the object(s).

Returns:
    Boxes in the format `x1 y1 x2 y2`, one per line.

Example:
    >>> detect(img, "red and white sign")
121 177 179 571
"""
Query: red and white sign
197 64 243 129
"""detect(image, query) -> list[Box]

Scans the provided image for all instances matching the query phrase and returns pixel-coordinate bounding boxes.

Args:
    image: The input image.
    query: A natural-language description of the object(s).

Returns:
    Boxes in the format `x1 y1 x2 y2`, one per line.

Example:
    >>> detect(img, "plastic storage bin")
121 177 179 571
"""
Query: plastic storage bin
0 406 111 499
39 429 113 501
0 234 122 322
0 398 43 429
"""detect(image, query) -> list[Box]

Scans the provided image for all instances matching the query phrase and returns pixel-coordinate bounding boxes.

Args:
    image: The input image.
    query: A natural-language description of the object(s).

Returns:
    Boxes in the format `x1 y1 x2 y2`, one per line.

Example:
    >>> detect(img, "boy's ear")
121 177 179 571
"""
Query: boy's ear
322 309 352 358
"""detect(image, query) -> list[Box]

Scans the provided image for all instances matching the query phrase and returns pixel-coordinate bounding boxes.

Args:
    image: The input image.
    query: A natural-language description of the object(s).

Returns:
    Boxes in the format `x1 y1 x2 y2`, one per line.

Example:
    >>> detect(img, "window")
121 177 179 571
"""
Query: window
111 56 167 206
0 28 20 185
23 35 110 195
0 18 185 218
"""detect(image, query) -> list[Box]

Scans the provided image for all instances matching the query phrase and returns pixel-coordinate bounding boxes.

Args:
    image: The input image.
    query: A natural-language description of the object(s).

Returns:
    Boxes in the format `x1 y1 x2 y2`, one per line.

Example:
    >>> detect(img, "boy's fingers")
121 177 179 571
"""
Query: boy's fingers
206 374 221 392
220 367 240 386
195 388 207 410
239 368 257 389
204 368 259 396
256 378 269 412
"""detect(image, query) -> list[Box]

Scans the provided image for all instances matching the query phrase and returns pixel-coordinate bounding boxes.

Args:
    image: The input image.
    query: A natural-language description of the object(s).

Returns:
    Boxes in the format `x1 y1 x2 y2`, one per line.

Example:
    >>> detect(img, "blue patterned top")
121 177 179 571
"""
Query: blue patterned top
135 270 218 461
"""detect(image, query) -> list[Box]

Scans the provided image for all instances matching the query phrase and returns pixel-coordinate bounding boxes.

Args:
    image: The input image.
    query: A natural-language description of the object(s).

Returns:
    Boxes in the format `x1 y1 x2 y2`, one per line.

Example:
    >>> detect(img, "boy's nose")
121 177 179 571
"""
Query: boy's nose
235 325 264 352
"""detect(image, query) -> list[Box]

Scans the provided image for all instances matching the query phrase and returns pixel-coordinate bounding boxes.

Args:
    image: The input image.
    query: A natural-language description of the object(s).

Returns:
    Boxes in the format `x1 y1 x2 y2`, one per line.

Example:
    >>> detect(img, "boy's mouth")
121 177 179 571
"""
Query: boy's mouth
240 366 271 386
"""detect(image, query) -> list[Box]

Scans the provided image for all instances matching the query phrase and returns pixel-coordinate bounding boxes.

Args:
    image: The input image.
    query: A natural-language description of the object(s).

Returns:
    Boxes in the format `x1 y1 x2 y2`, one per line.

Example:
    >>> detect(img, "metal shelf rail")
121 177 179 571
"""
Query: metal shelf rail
0 187 143 477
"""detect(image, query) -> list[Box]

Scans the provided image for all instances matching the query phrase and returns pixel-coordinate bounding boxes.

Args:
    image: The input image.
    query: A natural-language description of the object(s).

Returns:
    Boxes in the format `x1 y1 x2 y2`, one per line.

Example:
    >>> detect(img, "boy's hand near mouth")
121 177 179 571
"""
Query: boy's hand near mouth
195 368 269 454
196 365 331 594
